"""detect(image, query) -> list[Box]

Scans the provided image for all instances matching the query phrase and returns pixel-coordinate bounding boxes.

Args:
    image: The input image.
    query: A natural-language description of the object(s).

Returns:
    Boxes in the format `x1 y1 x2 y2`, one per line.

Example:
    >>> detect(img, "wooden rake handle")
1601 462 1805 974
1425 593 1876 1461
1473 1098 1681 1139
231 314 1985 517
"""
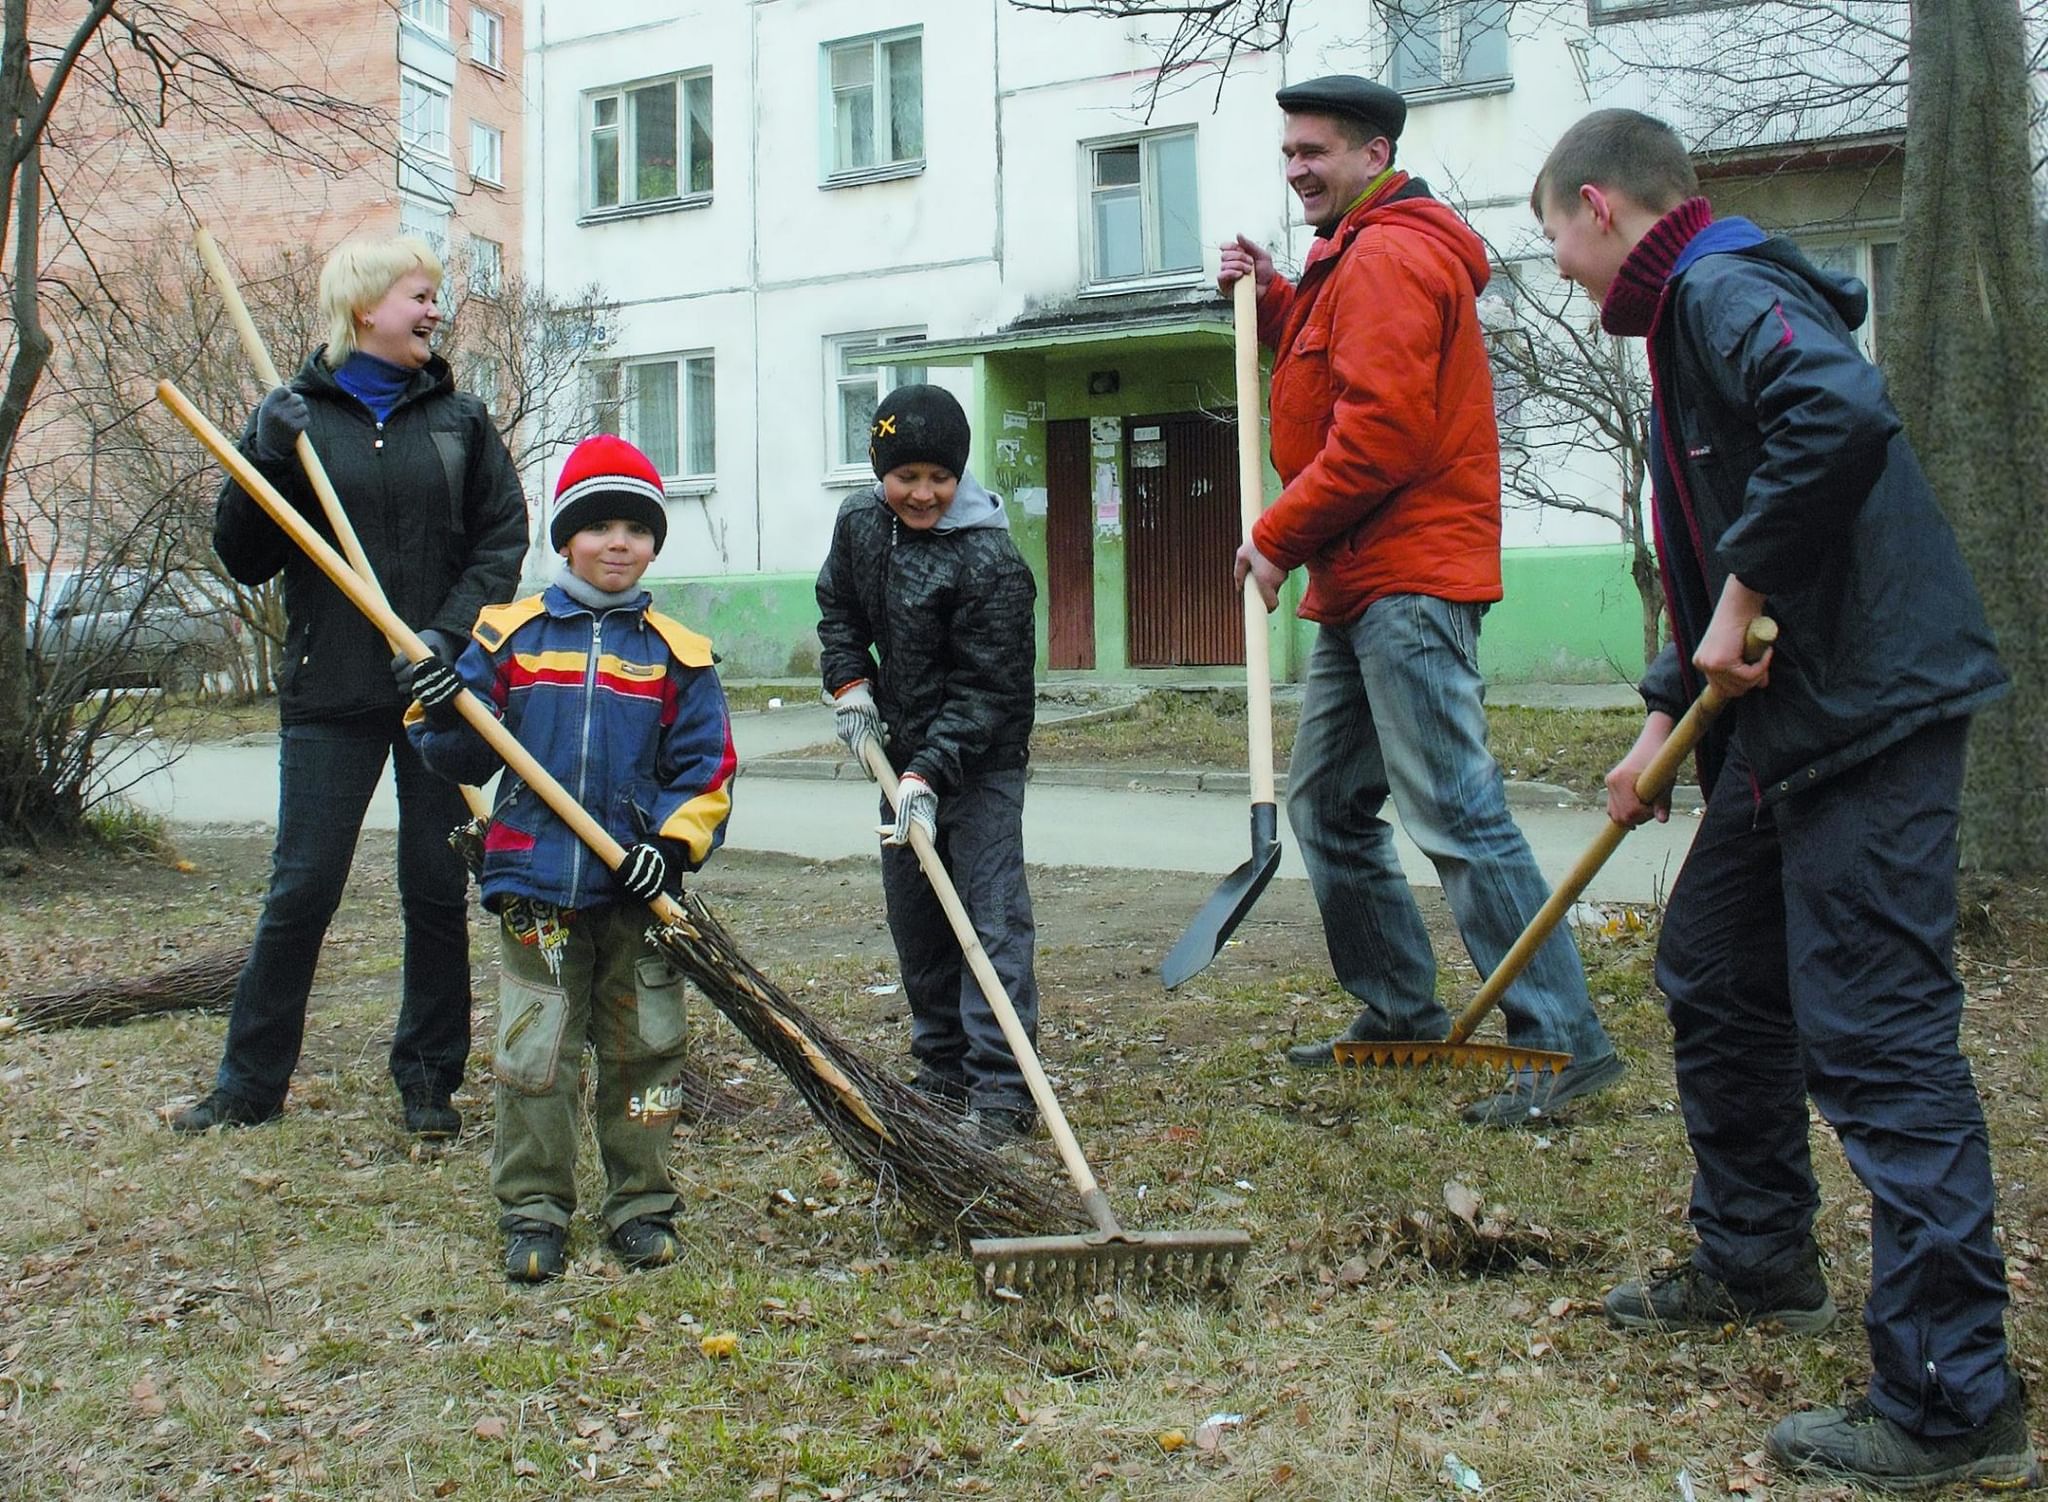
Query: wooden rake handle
1446 617 1778 1048
194 228 492 821
858 739 1124 1238
1231 276 1277 805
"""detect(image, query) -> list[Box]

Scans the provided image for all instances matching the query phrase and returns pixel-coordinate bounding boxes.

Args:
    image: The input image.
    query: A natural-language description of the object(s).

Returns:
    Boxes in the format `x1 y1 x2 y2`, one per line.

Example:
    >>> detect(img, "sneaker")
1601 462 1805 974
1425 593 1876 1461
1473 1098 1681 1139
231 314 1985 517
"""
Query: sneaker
401 1092 462 1139
1459 1050 1626 1128
170 1090 277 1132
1284 1010 1450 1069
504 1219 566 1284
1767 1374 2039 1492
610 1215 679 1270
960 1106 1035 1149
1604 1260 1837 1334
908 1068 969 1115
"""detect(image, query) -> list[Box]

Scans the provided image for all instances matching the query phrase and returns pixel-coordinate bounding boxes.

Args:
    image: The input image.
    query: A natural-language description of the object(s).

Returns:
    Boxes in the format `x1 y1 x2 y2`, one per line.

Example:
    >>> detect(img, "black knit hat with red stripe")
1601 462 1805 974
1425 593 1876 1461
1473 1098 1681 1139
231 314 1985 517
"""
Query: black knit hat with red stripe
550 434 669 552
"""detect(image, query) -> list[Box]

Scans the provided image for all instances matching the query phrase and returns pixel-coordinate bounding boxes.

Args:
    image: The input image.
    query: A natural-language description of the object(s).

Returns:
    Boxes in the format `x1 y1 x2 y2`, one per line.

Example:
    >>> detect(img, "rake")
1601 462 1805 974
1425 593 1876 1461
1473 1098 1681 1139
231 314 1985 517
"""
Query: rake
856 740 1250 1298
1332 618 1778 1078
157 377 1086 1245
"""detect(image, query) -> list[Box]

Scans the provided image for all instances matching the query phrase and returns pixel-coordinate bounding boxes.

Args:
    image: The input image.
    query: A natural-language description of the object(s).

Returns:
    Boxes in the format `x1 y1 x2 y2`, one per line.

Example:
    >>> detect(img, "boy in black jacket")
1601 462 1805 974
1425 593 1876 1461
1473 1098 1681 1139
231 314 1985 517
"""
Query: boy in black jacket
1531 110 2028 1491
815 384 1040 1148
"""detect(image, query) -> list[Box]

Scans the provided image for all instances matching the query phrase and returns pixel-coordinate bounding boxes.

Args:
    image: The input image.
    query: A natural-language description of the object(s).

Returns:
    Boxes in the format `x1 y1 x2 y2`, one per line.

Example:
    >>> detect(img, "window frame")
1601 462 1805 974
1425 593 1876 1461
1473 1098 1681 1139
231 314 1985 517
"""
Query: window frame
1386 0 1513 98
467 235 503 299
1587 0 1748 22
823 328 928 483
1804 233 1900 362
1081 127 1204 291
400 0 449 37
583 70 714 218
470 119 504 187
588 351 718 489
468 6 504 71
399 69 453 160
819 27 924 185
398 194 450 261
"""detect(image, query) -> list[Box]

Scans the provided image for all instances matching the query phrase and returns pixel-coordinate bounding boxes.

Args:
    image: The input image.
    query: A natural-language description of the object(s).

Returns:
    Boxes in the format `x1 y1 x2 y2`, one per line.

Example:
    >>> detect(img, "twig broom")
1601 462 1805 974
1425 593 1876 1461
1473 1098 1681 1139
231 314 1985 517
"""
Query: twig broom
156 378 1083 1245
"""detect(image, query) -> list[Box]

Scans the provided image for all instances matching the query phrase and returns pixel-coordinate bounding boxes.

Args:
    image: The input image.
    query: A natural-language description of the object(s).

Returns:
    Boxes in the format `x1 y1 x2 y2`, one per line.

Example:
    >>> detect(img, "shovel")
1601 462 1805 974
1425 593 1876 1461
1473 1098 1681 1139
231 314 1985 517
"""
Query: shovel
1332 618 1778 1075
1162 274 1282 989
857 739 1250 1297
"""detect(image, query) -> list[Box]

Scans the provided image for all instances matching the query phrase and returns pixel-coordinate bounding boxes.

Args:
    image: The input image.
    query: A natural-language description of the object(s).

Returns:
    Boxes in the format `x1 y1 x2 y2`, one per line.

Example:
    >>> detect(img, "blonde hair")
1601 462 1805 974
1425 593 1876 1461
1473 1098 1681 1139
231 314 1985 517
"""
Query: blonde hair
318 236 445 366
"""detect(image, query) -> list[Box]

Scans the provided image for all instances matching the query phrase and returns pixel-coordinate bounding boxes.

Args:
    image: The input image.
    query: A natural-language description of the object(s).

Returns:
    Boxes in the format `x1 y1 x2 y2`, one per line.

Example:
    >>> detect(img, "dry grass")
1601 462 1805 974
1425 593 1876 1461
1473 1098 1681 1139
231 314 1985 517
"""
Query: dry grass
3 835 2045 1500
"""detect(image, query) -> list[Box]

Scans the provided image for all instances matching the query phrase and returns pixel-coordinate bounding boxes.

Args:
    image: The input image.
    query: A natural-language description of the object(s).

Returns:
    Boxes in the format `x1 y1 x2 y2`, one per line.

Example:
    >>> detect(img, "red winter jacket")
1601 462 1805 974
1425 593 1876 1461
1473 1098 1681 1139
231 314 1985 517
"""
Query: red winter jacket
1250 173 1503 625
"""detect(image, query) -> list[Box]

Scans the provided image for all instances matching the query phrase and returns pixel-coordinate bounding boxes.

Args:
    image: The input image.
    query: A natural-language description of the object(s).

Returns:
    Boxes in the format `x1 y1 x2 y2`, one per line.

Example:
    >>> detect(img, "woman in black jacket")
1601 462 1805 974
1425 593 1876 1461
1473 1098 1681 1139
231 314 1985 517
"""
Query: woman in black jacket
174 236 528 1138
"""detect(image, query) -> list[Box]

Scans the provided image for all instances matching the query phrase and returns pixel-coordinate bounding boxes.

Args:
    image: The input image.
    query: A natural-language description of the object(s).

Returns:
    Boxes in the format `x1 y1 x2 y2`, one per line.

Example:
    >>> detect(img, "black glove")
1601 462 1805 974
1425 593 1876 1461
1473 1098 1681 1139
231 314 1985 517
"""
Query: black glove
253 386 309 461
616 842 668 903
396 655 465 726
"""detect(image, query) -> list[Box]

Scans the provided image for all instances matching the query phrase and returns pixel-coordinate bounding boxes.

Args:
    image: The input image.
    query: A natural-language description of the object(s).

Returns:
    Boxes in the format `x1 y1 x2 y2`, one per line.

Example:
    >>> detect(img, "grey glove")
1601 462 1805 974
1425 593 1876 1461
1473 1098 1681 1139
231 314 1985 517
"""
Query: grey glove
879 773 937 848
616 841 668 903
396 655 464 726
830 680 885 776
253 386 309 461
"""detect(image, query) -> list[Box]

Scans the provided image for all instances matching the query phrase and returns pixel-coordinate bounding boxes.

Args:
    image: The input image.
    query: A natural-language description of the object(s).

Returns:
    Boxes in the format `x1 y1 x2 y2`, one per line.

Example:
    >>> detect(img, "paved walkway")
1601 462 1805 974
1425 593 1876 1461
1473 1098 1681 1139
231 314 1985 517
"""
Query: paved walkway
123 695 1696 906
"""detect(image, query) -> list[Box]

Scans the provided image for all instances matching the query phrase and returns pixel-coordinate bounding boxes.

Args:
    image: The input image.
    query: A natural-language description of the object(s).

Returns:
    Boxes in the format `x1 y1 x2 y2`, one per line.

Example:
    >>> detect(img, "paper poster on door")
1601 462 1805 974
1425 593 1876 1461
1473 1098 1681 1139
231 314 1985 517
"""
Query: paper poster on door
1092 460 1121 533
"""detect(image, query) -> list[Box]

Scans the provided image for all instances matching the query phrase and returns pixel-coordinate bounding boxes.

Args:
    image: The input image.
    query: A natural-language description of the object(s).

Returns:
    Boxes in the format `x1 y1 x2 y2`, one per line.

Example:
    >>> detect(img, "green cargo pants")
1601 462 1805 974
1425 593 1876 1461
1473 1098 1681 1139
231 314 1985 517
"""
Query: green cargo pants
490 903 687 1232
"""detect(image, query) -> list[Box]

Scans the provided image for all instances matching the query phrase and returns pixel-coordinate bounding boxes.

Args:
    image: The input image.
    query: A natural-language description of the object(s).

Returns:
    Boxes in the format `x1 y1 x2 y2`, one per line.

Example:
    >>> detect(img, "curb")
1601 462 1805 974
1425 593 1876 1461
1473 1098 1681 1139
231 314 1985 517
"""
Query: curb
734 755 1703 811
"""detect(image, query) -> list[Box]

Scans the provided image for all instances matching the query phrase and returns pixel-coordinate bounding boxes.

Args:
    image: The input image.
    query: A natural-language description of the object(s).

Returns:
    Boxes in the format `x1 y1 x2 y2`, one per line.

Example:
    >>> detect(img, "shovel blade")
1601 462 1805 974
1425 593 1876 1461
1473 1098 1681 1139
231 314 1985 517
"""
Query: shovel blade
1162 803 1282 989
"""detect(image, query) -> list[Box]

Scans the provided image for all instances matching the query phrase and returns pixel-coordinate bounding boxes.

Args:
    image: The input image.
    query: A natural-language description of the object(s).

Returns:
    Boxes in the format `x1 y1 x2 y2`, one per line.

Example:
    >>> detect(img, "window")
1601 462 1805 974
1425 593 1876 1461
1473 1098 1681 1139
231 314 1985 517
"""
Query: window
1477 274 1531 448
471 120 504 186
586 73 712 212
399 195 450 260
1087 131 1201 284
590 354 716 482
469 6 503 70
461 354 502 415
400 72 451 158
1808 237 1900 362
823 29 922 178
467 236 503 298
827 330 927 474
401 0 449 35
1388 0 1510 93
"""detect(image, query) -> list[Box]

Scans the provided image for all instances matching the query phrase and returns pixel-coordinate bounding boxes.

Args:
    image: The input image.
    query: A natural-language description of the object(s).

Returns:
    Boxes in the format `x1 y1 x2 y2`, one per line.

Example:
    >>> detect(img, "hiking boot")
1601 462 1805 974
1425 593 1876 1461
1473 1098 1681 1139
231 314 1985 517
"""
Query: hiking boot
610 1215 679 1270
504 1219 566 1284
961 1106 1035 1149
1284 1010 1449 1069
908 1068 969 1116
1604 1259 1836 1334
1459 1050 1626 1128
170 1090 276 1133
401 1092 462 1140
1766 1374 2039 1492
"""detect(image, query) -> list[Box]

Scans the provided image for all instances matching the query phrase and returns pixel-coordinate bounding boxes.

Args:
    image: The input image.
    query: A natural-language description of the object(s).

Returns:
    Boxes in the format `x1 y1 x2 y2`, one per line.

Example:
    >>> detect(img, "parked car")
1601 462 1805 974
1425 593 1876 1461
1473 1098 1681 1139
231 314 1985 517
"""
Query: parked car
27 564 242 697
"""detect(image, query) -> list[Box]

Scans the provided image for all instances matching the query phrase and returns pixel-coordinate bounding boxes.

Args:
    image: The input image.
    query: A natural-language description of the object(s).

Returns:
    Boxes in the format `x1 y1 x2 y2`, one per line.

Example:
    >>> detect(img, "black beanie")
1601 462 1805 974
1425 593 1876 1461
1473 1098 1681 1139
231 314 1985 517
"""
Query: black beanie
869 384 971 479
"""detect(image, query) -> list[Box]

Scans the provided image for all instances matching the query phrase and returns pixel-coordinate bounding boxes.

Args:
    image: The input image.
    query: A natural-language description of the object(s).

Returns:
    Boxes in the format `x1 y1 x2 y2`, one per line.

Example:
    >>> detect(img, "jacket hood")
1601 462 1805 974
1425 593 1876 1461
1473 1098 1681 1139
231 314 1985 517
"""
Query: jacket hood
296 346 455 404
1673 218 1870 330
1337 175 1491 297
862 468 1009 533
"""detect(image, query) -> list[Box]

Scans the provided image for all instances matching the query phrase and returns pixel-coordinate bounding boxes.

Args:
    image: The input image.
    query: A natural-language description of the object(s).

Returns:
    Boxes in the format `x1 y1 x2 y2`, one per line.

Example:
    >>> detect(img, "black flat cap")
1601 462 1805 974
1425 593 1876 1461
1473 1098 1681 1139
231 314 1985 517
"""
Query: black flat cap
1276 75 1406 142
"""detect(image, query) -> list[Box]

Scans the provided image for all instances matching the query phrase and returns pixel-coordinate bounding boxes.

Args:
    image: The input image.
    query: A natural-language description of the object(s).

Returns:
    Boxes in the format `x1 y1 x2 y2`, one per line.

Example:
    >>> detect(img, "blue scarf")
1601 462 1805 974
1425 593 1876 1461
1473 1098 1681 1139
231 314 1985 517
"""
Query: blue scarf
333 352 417 422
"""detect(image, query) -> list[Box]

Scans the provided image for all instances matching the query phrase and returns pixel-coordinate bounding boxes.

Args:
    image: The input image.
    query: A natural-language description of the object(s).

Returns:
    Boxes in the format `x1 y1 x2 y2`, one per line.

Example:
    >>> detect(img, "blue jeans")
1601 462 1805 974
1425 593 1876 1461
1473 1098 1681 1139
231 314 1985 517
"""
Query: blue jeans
878 769 1038 1114
215 713 473 1111
1288 595 1609 1058
1658 720 2009 1435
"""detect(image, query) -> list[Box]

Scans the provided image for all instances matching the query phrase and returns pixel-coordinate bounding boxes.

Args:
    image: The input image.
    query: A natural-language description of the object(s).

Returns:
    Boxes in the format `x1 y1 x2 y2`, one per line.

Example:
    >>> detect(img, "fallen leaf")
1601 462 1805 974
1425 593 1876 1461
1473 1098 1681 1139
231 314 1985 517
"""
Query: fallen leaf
1155 1429 1186 1452
472 1416 507 1440
1444 1180 1482 1227
700 1331 740 1359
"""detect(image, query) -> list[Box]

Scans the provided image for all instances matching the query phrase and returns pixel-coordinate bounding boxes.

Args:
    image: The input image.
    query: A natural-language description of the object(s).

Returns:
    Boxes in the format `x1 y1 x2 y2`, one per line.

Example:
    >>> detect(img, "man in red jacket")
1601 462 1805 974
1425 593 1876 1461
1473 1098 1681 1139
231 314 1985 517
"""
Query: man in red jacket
1221 75 1620 1126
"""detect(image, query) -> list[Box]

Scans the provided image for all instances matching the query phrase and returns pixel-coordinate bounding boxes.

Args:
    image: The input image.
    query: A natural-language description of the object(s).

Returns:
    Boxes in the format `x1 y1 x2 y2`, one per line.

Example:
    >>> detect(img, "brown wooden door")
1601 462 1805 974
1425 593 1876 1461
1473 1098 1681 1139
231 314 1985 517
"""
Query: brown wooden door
1044 419 1094 670
1123 411 1244 667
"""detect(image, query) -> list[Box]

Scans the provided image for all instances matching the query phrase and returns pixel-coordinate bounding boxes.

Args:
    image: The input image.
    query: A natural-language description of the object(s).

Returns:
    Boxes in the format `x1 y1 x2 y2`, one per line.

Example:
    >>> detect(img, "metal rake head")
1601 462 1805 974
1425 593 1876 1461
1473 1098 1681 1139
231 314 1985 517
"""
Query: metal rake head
1329 1040 1571 1074
970 1229 1251 1301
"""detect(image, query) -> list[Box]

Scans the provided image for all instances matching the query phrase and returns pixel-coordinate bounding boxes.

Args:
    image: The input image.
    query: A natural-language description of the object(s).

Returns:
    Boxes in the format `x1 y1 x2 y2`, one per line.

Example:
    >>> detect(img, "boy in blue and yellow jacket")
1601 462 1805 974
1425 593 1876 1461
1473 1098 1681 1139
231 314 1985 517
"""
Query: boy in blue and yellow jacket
403 435 735 1284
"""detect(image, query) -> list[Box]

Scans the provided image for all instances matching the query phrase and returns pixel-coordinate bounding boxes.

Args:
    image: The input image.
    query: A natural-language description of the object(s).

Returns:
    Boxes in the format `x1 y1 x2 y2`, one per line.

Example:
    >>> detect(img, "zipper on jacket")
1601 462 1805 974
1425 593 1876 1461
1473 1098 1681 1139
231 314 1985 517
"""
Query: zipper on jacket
569 612 601 904
373 419 385 451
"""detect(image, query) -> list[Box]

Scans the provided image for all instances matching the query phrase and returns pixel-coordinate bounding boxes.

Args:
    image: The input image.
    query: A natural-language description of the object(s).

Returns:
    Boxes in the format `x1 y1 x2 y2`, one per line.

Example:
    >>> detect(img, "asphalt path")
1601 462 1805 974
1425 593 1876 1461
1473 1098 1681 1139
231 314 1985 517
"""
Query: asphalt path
120 704 1698 905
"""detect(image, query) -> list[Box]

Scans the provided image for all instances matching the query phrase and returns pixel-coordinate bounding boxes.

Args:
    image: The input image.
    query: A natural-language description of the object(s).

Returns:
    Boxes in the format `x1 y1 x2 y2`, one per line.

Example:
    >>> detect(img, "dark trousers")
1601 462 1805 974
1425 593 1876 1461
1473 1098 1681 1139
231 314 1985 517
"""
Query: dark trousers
1657 717 2010 1435
215 714 473 1111
878 768 1038 1113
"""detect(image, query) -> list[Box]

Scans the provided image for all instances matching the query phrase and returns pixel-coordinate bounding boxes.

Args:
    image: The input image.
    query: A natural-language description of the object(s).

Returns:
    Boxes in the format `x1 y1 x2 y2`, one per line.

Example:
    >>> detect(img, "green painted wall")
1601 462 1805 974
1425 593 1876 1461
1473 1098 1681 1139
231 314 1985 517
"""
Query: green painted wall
1484 543 1655 683
645 573 822 680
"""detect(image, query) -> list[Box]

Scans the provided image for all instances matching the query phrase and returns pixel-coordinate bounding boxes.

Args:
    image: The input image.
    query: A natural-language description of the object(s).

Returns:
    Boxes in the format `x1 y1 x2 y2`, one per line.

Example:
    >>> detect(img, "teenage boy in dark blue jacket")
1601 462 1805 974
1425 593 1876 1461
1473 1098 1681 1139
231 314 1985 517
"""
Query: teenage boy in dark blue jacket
1529 109 2027 1492
404 435 735 1283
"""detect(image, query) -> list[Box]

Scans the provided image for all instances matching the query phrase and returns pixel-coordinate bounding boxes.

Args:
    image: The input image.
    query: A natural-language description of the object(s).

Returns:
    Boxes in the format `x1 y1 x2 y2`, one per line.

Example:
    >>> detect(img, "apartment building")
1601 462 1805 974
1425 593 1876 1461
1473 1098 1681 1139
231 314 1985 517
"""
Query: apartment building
527 0 1907 682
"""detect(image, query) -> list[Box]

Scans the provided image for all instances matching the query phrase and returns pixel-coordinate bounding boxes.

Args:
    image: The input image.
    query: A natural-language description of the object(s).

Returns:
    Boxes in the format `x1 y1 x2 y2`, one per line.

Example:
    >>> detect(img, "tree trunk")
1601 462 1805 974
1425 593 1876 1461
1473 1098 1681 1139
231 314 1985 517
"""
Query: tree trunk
1887 0 2048 877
